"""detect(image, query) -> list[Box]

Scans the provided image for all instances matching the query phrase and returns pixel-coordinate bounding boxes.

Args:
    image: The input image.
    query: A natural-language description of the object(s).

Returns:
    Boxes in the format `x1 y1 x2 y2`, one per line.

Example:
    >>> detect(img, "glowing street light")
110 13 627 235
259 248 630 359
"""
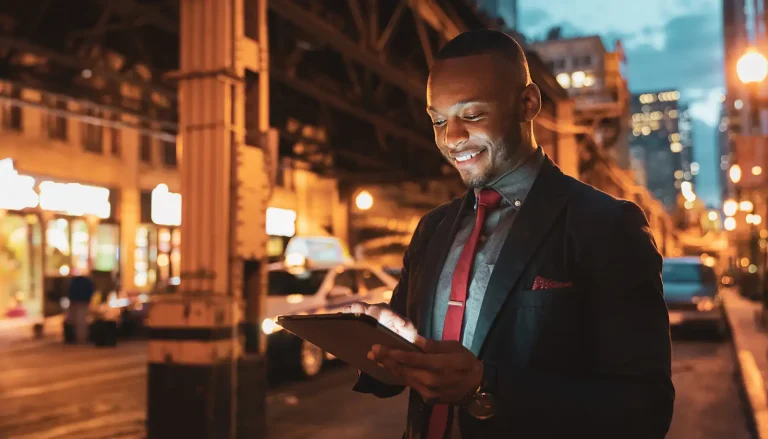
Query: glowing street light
737 50 768 84
725 217 737 231
724 199 739 217
740 200 754 212
355 190 374 210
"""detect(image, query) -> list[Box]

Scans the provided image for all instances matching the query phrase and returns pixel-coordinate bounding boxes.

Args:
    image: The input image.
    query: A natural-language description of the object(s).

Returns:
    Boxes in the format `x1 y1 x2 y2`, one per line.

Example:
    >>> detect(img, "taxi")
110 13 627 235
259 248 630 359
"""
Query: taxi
262 236 397 378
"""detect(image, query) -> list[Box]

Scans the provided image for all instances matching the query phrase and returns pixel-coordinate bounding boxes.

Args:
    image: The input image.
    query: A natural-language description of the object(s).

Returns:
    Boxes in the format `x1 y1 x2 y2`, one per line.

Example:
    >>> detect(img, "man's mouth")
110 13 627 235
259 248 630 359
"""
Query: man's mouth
452 149 486 166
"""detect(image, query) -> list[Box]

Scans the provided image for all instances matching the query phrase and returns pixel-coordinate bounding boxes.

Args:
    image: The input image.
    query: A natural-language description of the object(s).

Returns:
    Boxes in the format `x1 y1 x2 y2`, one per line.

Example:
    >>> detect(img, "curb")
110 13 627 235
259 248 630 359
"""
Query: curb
723 292 768 439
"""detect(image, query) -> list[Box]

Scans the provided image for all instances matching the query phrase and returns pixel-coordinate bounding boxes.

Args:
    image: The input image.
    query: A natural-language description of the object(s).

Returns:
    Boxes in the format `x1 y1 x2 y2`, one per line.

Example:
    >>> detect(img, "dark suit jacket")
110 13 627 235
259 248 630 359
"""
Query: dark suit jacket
354 157 674 438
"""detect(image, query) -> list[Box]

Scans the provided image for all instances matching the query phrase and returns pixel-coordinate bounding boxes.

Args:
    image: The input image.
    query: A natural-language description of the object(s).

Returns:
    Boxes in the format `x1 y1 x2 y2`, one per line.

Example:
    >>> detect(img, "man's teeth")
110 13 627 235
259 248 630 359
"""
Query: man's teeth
455 151 481 162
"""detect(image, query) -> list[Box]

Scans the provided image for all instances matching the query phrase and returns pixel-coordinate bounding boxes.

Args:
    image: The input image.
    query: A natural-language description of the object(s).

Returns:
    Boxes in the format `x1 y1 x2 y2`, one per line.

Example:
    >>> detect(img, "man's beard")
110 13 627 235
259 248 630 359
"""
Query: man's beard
451 143 512 189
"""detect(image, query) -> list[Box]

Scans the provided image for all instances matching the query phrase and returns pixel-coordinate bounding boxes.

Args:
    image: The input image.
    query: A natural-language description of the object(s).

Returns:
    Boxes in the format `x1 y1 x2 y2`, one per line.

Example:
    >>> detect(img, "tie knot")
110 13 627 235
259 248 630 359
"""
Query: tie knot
477 188 502 209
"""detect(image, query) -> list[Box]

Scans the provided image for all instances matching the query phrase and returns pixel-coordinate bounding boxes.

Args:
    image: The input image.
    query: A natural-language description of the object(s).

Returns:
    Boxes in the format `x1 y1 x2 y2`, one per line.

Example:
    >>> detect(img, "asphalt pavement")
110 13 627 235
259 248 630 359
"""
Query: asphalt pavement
0 332 754 438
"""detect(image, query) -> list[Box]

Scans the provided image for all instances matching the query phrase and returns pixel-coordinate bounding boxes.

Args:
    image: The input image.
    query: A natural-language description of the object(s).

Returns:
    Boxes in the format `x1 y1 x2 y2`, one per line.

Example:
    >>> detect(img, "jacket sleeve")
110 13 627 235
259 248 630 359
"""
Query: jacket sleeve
352 213 425 398
481 201 674 437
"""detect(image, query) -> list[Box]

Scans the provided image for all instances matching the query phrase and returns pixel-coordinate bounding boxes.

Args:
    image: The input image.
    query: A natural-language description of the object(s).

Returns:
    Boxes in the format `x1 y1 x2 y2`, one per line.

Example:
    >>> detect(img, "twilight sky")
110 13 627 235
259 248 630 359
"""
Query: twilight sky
517 0 724 205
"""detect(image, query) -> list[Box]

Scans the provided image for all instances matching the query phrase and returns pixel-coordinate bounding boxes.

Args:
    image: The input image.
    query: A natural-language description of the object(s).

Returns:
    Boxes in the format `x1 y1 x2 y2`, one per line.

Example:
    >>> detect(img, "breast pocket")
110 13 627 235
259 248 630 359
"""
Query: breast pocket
513 286 583 308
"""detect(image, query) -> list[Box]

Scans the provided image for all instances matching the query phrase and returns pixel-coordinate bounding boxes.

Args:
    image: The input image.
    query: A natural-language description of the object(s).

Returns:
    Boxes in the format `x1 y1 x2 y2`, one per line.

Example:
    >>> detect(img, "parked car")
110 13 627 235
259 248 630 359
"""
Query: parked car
262 258 397 379
663 257 727 339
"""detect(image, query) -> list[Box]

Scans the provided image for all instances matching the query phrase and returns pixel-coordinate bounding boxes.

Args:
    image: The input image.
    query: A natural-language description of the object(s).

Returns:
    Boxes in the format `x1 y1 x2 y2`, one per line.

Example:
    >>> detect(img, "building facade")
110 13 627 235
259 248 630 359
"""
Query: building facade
529 35 631 170
629 90 685 212
0 83 346 320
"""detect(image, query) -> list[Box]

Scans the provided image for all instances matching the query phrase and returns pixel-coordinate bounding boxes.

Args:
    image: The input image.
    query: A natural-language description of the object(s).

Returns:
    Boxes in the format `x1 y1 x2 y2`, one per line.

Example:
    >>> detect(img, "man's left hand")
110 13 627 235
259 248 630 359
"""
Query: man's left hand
369 337 483 404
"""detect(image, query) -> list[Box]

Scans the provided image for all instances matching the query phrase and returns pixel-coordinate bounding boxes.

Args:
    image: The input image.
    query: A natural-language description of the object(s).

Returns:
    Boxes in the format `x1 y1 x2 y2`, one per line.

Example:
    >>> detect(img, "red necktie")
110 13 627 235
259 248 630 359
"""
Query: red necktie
427 188 503 439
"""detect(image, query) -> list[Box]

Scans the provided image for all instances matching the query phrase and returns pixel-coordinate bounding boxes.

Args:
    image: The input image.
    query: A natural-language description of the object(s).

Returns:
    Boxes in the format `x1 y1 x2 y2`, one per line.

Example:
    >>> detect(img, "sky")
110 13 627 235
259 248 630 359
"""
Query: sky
516 0 724 206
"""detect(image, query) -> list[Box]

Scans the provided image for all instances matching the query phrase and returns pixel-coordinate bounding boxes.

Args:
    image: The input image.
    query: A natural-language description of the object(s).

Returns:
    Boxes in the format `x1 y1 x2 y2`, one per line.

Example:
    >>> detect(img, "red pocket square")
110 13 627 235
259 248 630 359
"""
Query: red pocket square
532 276 573 290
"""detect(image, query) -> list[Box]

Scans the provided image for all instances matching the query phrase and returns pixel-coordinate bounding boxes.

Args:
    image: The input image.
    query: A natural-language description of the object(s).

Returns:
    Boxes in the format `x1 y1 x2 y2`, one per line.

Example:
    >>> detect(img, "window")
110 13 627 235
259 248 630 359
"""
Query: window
267 269 329 296
82 108 103 153
46 99 67 141
554 59 566 70
140 134 152 163
2 88 22 131
362 270 386 290
334 269 360 294
581 55 592 67
162 140 177 167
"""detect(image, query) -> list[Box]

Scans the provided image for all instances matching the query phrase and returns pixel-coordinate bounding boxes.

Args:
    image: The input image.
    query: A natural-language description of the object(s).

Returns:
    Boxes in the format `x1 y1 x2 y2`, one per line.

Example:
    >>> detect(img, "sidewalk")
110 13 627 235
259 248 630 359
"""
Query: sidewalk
722 287 768 438
0 315 63 351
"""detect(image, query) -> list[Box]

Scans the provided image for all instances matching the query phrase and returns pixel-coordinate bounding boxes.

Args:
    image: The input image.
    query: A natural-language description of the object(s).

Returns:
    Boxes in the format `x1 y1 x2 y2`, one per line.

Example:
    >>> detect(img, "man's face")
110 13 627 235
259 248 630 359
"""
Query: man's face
426 54 523 188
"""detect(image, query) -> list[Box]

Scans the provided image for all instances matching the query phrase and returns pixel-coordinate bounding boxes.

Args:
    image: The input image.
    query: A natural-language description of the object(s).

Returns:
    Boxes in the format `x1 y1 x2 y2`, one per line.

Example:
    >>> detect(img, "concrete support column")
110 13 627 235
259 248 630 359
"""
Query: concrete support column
147 0 268 438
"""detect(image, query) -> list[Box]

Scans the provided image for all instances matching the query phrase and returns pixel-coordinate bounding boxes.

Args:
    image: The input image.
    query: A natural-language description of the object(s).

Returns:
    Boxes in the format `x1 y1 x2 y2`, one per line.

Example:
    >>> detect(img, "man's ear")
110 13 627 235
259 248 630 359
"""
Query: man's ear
519 83 542 122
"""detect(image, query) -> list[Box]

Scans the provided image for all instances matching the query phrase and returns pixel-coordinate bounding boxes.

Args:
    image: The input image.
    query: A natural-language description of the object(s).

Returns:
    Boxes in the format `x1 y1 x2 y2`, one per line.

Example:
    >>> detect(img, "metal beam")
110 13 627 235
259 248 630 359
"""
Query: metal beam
0 36 176 100
347 0 367 43
376 0 407 52
413 14 434 68
271 66 434 150
269 0 426 99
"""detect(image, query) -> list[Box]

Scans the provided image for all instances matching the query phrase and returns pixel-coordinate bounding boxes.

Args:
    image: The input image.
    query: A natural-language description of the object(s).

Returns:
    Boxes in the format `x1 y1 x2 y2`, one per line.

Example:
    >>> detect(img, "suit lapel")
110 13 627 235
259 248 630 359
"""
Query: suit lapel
470 158 569 356
415 194 473 339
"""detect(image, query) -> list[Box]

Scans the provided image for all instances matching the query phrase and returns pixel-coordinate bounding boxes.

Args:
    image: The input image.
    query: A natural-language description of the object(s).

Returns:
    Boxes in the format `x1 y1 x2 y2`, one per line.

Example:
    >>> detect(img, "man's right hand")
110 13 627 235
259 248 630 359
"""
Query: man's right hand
342 302 417 343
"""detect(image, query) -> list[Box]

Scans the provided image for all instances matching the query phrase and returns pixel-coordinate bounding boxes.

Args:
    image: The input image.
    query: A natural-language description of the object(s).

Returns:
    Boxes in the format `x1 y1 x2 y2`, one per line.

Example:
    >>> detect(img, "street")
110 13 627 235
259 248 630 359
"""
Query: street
0 333 754 439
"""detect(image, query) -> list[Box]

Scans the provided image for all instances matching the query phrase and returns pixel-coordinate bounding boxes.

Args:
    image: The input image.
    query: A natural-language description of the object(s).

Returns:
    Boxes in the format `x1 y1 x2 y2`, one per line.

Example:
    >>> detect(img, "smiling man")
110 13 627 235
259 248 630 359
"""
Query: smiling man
344 29 674 439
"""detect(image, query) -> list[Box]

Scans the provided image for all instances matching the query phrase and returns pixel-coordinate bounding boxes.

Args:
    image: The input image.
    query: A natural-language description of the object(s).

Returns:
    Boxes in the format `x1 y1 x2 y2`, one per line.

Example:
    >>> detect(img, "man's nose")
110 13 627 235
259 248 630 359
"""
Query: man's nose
443 120 469 149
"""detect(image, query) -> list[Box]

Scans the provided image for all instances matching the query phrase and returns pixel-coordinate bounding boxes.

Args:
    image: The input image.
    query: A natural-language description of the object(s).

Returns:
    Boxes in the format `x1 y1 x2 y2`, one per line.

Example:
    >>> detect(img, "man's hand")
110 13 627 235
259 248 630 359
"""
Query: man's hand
370 337 483 405
342 302 418 343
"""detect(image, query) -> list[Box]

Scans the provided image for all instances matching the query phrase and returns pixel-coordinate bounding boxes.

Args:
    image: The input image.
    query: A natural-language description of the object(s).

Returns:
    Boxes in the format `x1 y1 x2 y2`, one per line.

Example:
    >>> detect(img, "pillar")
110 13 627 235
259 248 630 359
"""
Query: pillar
146 0 269 438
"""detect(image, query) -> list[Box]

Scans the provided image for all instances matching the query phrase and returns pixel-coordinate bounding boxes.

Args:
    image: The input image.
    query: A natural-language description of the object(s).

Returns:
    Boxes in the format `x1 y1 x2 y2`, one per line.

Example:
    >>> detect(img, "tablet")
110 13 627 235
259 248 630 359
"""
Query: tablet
276 313 423 386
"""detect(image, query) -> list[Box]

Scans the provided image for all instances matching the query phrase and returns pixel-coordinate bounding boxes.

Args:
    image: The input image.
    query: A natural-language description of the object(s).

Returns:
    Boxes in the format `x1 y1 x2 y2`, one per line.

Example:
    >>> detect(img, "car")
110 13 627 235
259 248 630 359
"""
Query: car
261 258 397 378
663 257 727 339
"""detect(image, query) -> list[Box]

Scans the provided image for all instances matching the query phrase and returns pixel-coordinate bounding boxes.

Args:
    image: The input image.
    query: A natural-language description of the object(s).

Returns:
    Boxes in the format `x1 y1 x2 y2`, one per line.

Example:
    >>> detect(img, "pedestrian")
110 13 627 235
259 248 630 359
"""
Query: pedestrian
66 275 95 344
344 29 674 438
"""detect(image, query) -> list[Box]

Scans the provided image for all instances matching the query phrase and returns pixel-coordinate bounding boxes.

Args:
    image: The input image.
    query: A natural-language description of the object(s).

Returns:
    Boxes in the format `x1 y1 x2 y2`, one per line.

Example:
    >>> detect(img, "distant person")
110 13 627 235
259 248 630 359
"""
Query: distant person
67 275 95 344
344 29 673 438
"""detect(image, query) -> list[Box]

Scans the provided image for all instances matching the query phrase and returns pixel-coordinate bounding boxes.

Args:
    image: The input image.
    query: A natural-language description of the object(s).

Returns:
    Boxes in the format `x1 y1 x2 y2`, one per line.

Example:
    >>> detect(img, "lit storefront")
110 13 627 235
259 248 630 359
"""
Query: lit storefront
134 184 298 289
0 158 120 318
266 207 297 262
136 184 181 291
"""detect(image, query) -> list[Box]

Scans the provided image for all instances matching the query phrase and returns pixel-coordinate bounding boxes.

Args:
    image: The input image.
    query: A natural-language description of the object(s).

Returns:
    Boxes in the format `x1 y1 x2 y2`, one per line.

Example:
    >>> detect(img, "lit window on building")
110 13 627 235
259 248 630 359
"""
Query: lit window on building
556 73 571 89
669 133 680 142
571 71 586 88
583 73 596 87
735 99 744 110
684 171 692 180
691 162 700 175
674 170 684 179
650 121 660 130
670 142 683 153
668 109 678 118
641 126 651 136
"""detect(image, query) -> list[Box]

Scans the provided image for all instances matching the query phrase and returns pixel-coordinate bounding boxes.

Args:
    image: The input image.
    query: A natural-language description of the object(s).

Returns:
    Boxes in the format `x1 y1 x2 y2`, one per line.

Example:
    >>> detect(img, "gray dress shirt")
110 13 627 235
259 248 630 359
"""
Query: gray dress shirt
431 147 545 439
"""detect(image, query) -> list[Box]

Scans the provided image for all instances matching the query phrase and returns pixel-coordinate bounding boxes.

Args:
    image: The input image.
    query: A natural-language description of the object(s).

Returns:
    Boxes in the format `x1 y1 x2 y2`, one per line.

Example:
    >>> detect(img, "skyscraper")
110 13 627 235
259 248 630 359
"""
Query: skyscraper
629 91 685 212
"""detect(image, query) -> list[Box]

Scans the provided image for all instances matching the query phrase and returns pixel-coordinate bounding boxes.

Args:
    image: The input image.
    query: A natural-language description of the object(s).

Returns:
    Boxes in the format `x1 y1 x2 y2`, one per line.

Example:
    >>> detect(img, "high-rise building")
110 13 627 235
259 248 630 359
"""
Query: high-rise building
529 36 631 169
678 103 696 186
629 90 685 211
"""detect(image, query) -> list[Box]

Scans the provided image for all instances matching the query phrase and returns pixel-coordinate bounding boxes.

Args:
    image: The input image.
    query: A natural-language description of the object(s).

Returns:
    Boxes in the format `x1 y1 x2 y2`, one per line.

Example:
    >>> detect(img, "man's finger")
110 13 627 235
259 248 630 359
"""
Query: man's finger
420 338 466 354
386 350 445 372
342 302 368 314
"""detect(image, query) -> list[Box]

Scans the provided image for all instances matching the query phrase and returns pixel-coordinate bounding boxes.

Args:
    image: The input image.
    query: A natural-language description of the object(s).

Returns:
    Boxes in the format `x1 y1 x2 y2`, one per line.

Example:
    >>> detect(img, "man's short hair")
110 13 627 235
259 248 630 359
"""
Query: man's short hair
434 29 531 84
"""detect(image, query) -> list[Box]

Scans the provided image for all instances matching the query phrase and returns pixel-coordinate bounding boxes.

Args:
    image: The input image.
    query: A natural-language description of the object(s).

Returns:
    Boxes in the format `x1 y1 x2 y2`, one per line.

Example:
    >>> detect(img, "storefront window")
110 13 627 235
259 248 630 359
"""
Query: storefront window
134 226 152 288
45 218 71 276
91 223 119 272
170 229 181 284
71 219 89 276
1 214 32 317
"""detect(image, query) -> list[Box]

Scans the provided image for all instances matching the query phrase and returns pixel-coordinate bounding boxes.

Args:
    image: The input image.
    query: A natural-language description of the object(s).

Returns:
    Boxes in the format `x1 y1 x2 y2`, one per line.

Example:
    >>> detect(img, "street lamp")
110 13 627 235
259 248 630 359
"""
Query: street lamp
725 217 737 231
724 199 739 217
737 50 768 84
355 190 373 211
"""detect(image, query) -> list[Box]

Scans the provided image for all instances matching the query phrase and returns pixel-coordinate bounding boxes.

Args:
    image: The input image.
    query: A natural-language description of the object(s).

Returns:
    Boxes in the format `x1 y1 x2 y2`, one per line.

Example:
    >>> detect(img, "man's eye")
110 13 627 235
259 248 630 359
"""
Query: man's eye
464 113 483 120
432 120 446 127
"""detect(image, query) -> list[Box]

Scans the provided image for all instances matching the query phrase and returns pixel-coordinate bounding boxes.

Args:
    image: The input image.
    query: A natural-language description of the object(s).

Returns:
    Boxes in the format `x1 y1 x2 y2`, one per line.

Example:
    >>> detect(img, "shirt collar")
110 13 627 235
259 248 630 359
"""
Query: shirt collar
474 146 545 210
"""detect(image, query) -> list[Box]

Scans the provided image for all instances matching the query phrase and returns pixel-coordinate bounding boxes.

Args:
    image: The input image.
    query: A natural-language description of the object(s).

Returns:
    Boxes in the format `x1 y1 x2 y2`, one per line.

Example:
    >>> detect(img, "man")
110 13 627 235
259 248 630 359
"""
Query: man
344 29 674 438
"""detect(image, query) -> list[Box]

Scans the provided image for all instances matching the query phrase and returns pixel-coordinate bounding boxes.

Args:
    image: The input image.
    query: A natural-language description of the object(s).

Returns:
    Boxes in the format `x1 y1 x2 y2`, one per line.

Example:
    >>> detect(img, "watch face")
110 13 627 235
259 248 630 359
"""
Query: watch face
468 392 495 420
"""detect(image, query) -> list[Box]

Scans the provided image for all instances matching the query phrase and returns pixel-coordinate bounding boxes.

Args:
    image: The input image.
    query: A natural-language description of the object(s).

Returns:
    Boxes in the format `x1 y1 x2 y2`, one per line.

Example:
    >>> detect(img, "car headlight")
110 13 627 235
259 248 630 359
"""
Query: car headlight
261 318 283 335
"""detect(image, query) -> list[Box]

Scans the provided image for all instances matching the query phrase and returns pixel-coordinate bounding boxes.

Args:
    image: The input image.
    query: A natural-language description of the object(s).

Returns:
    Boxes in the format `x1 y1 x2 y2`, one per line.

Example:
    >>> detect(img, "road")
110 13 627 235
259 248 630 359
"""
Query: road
0 333 754 439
